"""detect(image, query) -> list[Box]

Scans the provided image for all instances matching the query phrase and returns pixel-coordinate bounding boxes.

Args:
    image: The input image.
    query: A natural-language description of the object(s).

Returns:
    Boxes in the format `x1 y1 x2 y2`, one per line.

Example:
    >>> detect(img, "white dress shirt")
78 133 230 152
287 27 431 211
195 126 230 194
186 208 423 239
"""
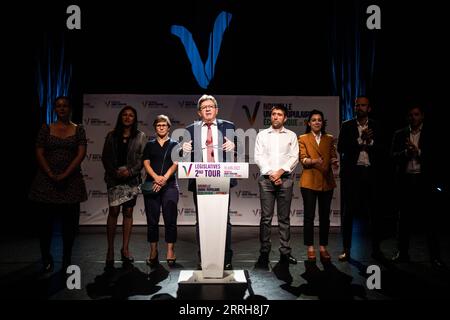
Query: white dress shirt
406 124 422 174
254 126 299 175
356 120 373 166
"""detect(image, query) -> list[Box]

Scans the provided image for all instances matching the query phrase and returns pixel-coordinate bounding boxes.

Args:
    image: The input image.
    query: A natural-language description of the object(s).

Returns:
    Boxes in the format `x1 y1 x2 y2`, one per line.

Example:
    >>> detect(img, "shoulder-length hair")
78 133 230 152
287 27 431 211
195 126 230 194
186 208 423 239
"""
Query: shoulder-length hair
113 106 138 138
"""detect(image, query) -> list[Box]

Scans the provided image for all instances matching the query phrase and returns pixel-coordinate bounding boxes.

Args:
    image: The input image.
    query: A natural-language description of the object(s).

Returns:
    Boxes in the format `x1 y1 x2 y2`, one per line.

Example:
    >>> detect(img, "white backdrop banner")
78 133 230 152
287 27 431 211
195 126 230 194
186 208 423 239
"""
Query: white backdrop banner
81 94 340 226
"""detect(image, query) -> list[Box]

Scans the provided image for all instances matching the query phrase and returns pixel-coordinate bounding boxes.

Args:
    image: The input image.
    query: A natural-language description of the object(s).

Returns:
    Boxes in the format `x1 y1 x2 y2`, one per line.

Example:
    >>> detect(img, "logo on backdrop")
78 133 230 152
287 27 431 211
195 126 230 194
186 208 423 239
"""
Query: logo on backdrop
85 154 102 161
242 101 260 126
141 101 168 109
88 190 108 198
83 118 111 126
235 190 258 199
105 100 128 108
171 11 232 89
178 100 198 109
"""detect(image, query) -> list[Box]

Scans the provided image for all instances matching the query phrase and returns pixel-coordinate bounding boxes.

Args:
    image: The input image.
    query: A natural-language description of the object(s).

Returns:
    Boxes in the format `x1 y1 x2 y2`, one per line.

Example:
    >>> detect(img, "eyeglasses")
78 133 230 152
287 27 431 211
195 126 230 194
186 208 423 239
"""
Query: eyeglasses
199 105 217 111
155 124 168 127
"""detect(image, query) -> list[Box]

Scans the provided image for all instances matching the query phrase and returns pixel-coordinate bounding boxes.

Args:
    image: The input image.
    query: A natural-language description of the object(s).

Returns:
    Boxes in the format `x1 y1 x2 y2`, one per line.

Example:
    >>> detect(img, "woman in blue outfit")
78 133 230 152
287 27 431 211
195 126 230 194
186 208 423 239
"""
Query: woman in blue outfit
143 115 179 268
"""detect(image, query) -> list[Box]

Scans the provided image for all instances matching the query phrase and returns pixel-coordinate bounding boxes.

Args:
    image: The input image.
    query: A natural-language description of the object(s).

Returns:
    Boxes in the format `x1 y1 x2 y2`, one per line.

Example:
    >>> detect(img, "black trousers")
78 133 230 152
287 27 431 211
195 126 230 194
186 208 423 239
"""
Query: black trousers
193 189 233 265
397 173 440 259
341 166 381 251
36 202 80 265
301 188 333 246
144 180 179 243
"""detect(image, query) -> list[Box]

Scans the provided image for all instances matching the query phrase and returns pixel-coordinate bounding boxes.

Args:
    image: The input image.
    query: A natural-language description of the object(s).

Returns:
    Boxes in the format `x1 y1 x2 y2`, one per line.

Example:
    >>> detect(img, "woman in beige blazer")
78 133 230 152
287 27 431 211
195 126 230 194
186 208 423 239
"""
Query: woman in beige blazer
298 109 339 262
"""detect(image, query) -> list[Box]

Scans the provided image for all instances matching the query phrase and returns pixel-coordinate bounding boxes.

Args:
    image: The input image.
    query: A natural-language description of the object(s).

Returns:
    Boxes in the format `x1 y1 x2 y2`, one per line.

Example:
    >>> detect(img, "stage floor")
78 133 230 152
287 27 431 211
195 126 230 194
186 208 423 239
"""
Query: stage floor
1 223 449 300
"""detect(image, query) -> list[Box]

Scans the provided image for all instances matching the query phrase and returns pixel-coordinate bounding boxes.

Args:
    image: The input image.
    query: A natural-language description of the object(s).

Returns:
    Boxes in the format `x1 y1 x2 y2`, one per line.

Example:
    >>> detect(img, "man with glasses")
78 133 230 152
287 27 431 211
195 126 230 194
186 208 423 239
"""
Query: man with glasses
337 96 384 262
182 94 237 270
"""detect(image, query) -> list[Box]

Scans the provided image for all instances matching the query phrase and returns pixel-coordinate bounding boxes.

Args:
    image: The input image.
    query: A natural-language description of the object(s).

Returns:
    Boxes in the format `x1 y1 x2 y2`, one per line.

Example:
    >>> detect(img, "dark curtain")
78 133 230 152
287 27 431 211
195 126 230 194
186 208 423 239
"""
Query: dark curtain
330 0 378 121
35 32 73 124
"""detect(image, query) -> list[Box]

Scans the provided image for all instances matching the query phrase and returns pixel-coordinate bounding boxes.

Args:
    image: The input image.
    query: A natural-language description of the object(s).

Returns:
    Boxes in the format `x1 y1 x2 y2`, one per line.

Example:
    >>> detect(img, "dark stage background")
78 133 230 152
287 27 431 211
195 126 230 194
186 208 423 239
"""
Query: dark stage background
4 0 447 233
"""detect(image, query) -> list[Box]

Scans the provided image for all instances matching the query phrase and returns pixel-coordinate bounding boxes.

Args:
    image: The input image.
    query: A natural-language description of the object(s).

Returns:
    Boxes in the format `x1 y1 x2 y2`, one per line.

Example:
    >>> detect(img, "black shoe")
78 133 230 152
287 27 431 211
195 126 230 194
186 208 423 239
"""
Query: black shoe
280 253 297 265
255 253 269 269
166 258 177 268
224 263 233 270
391 251 410 263
104 259 115 272
146 251 159 268
431 258 447 271
121 249 134 263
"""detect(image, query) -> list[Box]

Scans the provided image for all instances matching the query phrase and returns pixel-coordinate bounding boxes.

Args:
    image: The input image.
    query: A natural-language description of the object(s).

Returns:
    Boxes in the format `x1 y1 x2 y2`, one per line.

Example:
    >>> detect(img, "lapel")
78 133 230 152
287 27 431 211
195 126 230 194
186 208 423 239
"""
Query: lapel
193 121 203 162
216 119 224 161
308 132 322 157
351 119 359 140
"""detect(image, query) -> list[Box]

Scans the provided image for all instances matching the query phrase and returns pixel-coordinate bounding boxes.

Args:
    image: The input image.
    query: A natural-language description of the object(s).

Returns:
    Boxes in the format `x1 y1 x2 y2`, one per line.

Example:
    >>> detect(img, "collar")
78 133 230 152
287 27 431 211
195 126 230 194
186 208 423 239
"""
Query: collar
356 118 369 127
409 123 423 134
311 131 322 139
202 119 218 127
268 126 287 133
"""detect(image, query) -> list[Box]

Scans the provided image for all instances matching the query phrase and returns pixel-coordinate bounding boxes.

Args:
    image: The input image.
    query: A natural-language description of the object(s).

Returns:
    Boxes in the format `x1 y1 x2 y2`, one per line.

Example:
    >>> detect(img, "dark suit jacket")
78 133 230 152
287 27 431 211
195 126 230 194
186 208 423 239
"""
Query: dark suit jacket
183 119 237 192
337 118 380 180
391 124 432 187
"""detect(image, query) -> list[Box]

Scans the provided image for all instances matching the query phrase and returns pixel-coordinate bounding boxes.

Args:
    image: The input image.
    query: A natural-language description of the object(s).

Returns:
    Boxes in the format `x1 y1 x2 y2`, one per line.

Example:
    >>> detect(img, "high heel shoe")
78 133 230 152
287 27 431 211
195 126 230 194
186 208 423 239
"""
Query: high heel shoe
146 251 159 268
104 259 115 271
320 249 331 262
307 250 316 261
166 257 177 267
121 249 134 263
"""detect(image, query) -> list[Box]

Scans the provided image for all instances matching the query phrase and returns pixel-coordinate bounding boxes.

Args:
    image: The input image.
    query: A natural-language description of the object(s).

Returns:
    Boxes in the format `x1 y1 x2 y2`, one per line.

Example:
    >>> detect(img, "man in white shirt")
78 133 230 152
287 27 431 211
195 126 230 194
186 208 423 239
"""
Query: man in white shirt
254 105 299 268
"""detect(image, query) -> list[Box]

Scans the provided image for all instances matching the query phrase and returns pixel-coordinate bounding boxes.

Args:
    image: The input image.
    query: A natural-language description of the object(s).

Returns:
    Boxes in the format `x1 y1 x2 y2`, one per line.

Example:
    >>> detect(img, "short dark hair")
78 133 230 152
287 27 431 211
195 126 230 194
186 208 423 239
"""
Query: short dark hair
305 109 327 134
270 104 288 116
355 96 370 106
407 104 424 114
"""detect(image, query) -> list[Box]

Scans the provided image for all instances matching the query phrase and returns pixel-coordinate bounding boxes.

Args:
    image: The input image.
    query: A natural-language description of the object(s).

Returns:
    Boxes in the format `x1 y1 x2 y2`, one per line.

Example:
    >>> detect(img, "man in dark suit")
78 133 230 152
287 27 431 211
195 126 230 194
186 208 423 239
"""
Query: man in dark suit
390 105 445 270
337 96 384 262
181 94 236 270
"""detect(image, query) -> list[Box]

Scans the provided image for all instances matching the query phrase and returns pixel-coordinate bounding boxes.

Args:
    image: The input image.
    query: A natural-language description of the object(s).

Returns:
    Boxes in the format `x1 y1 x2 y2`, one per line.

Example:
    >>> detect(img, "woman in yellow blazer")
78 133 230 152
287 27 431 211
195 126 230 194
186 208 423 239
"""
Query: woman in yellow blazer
298 109 339 262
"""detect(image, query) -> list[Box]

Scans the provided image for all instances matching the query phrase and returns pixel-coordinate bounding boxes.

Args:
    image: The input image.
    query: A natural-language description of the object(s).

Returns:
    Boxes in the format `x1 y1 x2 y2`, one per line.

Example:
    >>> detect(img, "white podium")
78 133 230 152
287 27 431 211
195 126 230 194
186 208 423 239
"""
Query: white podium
177 162 248 284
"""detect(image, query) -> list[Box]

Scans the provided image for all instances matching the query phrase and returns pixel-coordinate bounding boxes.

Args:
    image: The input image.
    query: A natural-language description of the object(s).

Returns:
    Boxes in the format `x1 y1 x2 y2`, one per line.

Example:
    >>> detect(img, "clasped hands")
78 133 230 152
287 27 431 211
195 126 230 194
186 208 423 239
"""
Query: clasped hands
361 128 374 144
48 171 69 182
269 169 285 186
152 175 168 192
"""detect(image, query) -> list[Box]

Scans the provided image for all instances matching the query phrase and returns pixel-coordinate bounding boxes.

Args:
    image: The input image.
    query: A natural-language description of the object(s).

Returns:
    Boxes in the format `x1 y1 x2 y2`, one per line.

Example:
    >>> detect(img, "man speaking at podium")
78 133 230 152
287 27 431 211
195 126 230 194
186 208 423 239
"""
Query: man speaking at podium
182 94 237 270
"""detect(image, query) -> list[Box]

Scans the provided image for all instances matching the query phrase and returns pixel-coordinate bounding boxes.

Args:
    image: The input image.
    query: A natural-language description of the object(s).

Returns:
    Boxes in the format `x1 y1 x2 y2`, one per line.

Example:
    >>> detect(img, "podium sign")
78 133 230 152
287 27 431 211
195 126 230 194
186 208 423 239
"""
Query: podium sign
178 162 248 282
178 162 248 180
